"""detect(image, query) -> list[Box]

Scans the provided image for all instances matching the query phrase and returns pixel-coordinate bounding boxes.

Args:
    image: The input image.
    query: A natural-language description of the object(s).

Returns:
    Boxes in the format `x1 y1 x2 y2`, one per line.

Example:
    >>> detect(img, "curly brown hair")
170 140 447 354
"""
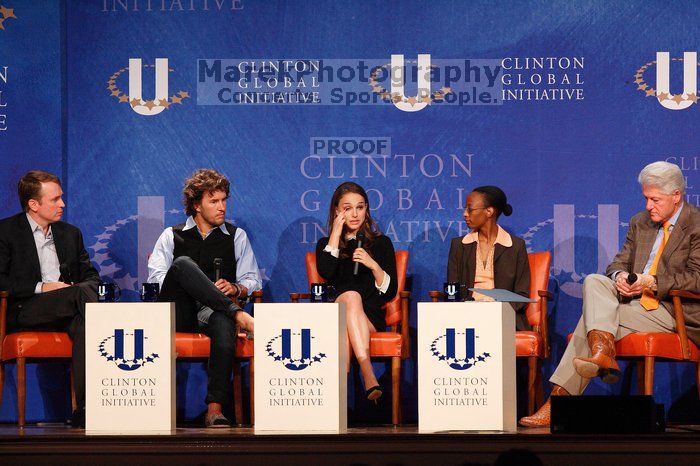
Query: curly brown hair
182 169 230 217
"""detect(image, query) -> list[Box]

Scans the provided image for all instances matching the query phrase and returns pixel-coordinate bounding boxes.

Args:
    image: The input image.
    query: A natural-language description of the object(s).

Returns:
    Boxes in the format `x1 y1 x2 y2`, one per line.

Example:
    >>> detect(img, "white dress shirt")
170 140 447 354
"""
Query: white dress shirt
147 216 262 295
27 213 61 294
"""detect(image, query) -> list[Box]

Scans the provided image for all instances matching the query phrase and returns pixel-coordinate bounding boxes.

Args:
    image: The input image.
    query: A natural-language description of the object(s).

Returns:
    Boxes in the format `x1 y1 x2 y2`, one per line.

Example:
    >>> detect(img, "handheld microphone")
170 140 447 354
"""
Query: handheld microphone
214 258 222 281
59 263 72 285
617 272 637 302
353 232 365 276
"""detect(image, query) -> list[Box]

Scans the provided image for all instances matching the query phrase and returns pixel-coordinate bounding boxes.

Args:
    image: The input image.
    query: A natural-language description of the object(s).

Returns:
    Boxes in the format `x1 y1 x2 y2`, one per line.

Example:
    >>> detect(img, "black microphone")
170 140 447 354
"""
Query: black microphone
214 258 222 281
59 263 72 285
617 272 637 302
353 232 365 276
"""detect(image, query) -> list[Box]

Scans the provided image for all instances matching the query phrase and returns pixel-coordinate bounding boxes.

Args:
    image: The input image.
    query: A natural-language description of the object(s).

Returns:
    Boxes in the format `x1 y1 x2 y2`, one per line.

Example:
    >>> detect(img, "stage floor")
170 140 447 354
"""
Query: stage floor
1 424 699 466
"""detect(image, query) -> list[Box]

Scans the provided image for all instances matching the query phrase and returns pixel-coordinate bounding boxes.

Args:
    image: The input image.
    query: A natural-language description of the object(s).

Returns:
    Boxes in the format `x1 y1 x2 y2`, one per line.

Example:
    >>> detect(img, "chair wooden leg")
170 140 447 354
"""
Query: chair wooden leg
696 363 700 399
17 358 26 427
644 356 655 395
249 357 255 426
233 362 243 426
527 357 537 415
636 361 645 395
391 356 401 426
70 363 77 413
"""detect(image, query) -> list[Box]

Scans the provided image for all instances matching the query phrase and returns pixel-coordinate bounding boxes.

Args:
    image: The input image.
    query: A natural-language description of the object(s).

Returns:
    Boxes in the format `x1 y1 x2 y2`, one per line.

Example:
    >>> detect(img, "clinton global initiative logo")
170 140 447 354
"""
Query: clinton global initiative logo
0 4 17 30
107 58 190 116
99 329 159 371
367 55 454 111
634 52 698 110
197 54 501 111
266 329 326 371
522 204 628 299
431 328 491 371
101 0 243 13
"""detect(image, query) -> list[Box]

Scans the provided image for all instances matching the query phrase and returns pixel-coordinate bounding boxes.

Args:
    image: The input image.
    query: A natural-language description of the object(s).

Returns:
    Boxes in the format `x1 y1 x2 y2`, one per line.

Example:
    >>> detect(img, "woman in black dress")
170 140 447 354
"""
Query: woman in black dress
316 182 397 401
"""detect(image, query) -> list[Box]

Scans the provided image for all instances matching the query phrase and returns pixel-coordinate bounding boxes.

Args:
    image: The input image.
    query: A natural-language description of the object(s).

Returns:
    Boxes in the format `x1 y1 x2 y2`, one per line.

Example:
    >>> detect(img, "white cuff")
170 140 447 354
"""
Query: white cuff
611 270 625 282
323 245 339 258
35 282 43 294
375 272 390 294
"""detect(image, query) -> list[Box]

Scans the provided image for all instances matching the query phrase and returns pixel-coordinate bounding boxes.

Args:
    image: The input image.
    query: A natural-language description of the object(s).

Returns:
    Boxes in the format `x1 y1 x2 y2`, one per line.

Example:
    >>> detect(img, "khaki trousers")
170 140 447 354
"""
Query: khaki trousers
550 274 676 395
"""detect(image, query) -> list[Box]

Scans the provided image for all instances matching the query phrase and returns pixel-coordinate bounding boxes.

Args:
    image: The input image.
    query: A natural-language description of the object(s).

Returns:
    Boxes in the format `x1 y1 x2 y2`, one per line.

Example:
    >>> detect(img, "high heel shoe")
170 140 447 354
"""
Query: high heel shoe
366 385 383 403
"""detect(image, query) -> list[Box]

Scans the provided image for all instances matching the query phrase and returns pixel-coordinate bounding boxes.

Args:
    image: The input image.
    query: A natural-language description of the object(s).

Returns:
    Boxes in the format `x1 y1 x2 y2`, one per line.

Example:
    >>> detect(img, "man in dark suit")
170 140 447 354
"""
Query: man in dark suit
520 161 700 427
0 170 99 426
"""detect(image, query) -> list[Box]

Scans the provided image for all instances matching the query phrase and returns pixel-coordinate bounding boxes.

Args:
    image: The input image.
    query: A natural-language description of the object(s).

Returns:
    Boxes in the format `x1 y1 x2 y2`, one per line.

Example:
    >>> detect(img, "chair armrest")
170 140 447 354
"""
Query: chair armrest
251 290 263 304
538 290 552 299
669 290 700 300
289 292 312 303
428 291 443 303
669 289 697 360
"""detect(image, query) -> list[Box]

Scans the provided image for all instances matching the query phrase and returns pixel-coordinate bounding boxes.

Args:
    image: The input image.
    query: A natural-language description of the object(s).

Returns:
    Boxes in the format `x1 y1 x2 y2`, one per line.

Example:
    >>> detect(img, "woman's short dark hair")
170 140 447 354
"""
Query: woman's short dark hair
17 170 61 212
472 185 513 218
326 182 380 256
182 169 230 217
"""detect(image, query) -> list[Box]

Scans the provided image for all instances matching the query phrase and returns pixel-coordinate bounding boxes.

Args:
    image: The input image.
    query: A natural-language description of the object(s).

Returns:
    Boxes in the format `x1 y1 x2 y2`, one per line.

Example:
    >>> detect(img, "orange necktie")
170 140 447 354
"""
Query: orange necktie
640 221 671 311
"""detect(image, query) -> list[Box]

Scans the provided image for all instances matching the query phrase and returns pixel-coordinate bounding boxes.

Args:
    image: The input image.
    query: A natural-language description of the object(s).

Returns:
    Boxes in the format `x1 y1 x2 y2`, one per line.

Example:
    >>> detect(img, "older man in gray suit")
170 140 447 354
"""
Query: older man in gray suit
521 161 700 427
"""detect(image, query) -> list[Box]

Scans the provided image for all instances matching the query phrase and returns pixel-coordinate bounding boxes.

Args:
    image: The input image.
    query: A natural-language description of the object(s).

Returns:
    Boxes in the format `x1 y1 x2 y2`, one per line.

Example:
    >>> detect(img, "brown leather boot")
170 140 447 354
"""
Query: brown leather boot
519 385 569 427
573 330 620 384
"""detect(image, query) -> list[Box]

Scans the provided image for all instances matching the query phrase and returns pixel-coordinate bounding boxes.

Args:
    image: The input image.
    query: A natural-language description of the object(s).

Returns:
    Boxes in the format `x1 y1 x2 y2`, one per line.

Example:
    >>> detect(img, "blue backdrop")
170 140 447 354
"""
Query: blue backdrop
1 0 699 424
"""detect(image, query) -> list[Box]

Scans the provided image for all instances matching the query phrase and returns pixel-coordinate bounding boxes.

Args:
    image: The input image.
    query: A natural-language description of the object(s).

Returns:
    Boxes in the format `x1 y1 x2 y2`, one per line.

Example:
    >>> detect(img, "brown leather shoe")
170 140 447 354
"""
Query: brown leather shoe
573 330 620 383
519 385 569 428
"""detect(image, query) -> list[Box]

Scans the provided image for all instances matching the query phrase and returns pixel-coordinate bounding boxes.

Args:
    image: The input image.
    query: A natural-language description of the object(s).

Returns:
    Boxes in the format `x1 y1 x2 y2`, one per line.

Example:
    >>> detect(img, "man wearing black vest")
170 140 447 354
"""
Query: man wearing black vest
147 169 260 428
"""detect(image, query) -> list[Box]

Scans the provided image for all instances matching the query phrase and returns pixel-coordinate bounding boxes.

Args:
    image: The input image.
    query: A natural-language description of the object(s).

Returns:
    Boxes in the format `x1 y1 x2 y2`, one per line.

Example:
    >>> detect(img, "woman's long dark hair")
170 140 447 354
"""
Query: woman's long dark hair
326 182 381 257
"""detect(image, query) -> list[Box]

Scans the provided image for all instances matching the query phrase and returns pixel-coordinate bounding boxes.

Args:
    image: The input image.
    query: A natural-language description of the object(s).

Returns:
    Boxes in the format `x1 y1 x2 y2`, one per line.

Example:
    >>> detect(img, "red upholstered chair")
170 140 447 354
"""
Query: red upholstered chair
429 251 552 415
0 291 77 427
290 251 411 426
615 290 700 397
174 290 261 426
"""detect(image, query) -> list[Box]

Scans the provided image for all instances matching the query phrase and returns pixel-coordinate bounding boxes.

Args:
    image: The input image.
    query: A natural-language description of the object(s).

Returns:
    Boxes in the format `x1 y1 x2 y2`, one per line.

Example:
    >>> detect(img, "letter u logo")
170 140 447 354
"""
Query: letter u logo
656 52 697 110
390 54 431 112
281 328 312 371
446 328 475 370
114 328 144 371
128 58 169 116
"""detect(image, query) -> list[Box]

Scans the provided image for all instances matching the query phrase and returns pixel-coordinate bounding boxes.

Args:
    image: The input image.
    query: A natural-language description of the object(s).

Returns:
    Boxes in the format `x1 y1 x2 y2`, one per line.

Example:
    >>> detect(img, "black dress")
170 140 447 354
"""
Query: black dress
316 235 398 331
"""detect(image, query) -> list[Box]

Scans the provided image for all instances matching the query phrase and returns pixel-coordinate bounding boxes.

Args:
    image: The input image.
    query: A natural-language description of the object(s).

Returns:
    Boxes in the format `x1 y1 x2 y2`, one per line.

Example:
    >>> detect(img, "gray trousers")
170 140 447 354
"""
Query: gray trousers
550 274 676 395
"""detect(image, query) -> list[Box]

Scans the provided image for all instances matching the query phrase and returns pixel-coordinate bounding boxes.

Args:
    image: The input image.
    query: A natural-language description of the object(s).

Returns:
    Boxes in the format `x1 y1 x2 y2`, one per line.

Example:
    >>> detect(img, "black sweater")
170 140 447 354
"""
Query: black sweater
316 235 398 331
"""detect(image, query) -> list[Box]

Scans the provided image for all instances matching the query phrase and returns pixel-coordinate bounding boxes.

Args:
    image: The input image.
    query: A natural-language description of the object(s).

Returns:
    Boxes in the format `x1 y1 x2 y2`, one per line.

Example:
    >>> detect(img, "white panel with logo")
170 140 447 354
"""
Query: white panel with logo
85 303 175 432
254 303 347 433
418 302 516 432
